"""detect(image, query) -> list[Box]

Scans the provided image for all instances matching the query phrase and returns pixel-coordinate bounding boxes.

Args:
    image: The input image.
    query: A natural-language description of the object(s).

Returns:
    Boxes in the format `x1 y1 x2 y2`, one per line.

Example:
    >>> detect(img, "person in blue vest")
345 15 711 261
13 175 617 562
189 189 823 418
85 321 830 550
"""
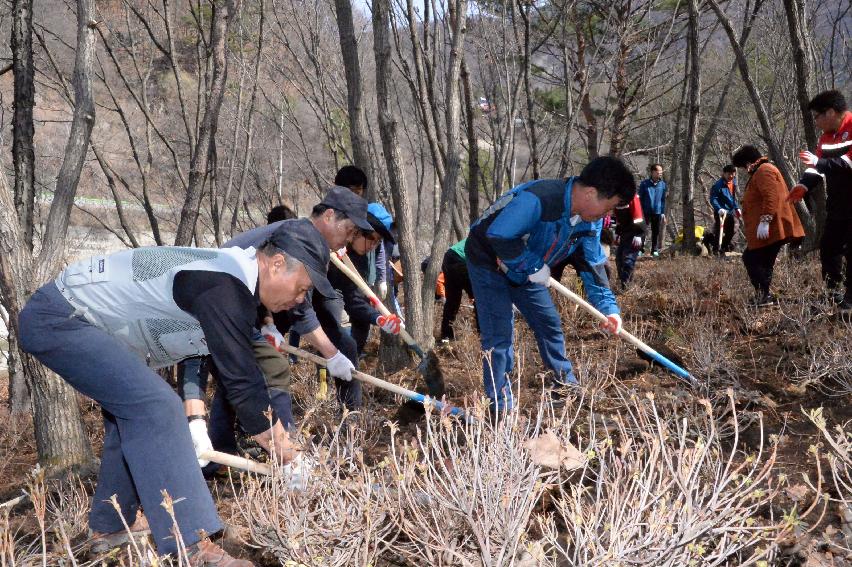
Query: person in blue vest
709 164 742 255
638 163 667 256
465 156 636 415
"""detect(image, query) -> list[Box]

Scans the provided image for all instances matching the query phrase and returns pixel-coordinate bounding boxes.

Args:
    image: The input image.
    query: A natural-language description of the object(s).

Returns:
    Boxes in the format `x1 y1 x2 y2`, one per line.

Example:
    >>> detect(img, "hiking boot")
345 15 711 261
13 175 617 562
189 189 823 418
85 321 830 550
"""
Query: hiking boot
88 515 150 555
542 373 578 409
750 293 777 308
187 538 254 567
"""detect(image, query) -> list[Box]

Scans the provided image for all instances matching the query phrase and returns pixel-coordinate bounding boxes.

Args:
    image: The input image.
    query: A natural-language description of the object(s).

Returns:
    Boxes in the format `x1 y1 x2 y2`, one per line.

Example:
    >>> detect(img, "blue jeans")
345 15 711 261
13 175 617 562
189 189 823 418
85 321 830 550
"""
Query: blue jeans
615 239 640 286
18 283 222 555
467 262 576 410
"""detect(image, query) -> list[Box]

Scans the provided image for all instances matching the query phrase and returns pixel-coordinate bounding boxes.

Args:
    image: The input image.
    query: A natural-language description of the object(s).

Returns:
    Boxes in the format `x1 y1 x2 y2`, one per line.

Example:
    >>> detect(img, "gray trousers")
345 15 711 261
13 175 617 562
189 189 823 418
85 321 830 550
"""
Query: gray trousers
18 282 222 555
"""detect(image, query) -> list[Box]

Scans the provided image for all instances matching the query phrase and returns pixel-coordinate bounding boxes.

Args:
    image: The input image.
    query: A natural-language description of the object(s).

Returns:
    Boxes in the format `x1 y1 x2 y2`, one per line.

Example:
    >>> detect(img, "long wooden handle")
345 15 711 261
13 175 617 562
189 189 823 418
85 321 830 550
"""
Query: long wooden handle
278 342 464 417
199 450 272 475
328 252 423 355
549 277 693 382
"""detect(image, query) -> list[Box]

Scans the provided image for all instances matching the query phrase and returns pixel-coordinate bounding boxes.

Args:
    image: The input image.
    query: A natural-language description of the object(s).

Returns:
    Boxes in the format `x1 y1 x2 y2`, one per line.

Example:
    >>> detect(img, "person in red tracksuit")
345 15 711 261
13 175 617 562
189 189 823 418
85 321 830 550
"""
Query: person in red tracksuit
787 90 852 308
613 192 646 290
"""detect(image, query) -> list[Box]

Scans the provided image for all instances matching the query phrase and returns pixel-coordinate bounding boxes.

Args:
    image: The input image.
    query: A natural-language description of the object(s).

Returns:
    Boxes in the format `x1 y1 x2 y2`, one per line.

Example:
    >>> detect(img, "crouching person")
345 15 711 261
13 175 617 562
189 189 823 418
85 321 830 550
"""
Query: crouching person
18 238 322 565
465 156 635 417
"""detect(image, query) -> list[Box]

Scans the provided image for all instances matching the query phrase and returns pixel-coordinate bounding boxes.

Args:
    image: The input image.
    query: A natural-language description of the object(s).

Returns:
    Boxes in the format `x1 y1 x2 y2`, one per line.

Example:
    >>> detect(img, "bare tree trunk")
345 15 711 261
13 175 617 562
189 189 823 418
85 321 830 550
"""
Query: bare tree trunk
174 0 236 246
574 12 598 160
7 329 29 415
783 0 817 149
0 0 98 471
333 0 374 194
373 0 426 357
518 0 540 178
461 61 480 224
681 0 700 252
783 0 825 242
11 0 35 253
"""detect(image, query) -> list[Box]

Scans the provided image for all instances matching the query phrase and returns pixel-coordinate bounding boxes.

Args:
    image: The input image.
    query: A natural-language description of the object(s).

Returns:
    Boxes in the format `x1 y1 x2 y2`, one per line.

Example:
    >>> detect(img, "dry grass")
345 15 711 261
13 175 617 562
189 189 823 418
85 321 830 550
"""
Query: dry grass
2 254 852 565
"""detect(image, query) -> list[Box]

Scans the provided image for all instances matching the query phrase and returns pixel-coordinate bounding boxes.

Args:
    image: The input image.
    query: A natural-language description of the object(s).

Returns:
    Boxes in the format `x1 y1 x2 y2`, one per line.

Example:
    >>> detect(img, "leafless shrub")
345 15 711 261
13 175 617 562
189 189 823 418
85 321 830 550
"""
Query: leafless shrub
540 391 814 566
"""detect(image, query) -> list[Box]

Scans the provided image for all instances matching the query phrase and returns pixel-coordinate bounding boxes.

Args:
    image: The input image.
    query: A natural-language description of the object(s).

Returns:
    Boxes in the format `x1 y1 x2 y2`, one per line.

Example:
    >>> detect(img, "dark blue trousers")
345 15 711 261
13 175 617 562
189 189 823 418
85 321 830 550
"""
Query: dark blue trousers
18 283 222 555
466 262 576 410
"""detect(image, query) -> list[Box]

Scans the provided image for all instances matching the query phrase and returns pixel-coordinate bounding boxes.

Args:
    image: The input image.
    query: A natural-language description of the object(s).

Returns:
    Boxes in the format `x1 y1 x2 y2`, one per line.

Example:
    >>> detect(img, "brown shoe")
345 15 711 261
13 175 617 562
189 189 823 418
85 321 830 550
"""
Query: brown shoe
187 538 254 567
88 515 151 555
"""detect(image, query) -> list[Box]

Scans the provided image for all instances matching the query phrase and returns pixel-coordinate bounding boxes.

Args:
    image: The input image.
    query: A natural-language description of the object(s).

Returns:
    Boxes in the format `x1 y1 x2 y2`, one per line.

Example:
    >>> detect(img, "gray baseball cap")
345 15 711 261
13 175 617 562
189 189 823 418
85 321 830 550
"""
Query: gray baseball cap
268 219 335 298
320 186 373 231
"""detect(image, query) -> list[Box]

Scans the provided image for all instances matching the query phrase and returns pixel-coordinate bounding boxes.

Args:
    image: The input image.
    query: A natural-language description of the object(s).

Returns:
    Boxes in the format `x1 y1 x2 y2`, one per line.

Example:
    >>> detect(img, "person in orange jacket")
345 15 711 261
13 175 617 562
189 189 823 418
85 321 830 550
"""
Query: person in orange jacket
734 145 805 306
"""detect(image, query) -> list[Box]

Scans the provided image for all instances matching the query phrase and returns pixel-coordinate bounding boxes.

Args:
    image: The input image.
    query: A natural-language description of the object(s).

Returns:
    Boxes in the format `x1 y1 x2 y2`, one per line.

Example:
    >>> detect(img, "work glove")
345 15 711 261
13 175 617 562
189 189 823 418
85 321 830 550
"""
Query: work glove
600 313 622 335
377 313 402 335
631 236 642 251
718 209 727 217
660 213 666 222
326 350 354 381
798 150 818 167
378 281 388 298
787 184 808 203
261 323 285 348
757 221 770 240
735 209 742 219
528 264 552 286
188 418 213 467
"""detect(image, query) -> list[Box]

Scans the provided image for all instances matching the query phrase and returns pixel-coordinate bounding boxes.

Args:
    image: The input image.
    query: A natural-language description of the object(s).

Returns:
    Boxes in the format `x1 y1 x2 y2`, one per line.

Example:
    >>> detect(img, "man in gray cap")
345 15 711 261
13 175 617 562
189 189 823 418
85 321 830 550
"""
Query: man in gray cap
18 232 327 564
181 187 374 463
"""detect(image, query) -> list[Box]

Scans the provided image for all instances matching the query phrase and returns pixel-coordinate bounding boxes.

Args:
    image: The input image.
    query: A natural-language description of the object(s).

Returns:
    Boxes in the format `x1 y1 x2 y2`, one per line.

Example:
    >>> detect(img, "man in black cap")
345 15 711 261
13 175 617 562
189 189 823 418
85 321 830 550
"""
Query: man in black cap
18 233 325 564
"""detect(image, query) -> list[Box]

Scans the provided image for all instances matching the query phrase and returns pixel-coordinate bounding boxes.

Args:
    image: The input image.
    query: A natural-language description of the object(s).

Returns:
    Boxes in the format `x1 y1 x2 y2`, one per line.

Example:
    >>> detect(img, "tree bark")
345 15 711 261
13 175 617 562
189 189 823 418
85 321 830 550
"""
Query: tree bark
11 0 35 253
782 0 817 150
681 0 700 252
0 0 98 471
518 0 540 178
333 0 375 196
373 0 426 353
461 60 480 224
174 0 236 246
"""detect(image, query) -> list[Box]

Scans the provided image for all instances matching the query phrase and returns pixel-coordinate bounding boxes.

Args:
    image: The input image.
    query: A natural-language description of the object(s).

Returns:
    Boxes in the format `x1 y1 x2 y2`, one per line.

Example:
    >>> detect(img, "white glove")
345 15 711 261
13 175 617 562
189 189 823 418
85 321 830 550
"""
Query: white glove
718 209 727 217
283 454 315 492
600 313 622 335
799 150 818 167
528 264 552 286
326 350 354 381
260 323 285 348
757 221 770 240
631 236 642 251
378 281 388 298
660 214 665 222
188 419 213 467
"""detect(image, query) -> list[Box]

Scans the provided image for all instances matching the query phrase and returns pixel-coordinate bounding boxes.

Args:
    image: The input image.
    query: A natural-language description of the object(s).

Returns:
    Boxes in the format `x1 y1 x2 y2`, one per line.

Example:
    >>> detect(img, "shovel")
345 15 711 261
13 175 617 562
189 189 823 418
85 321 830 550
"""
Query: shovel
548 277 695 385
278 342 467 419
329 252 446 398
717 209 727 256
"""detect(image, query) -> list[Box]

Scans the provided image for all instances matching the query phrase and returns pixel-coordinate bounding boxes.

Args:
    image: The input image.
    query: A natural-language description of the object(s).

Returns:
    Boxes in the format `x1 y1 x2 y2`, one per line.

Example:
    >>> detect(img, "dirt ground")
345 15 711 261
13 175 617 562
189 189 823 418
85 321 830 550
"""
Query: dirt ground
1 253 850 565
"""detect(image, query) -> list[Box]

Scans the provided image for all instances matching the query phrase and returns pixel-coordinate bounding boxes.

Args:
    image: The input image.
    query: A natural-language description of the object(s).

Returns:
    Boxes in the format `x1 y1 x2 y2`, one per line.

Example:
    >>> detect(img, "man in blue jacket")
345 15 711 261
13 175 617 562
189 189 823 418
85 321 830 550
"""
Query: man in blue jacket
465 156 636 414
638 163 667 256
709 164 742 255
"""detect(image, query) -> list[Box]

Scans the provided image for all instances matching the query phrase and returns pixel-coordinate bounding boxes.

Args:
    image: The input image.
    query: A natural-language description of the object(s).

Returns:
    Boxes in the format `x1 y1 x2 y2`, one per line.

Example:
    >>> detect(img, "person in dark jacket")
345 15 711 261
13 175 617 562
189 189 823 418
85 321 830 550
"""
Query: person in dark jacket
638 163 667 256
709 165 742 255
788 90 852 308
465 156 635 414
613 192 646 289
439 238 477 341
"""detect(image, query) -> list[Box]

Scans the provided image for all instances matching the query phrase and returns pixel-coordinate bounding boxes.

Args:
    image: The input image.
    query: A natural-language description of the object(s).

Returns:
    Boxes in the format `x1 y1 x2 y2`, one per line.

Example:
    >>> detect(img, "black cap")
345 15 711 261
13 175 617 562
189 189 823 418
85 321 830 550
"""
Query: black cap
267 219 335 298
320 186 373 231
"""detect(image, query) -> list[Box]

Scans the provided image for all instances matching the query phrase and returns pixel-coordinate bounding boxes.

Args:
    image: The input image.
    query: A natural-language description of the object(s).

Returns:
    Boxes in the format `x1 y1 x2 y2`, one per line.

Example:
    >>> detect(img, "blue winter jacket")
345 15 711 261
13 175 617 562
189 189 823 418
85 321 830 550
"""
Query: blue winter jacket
638 178 667 216
466 177 619 316
709 177 739 213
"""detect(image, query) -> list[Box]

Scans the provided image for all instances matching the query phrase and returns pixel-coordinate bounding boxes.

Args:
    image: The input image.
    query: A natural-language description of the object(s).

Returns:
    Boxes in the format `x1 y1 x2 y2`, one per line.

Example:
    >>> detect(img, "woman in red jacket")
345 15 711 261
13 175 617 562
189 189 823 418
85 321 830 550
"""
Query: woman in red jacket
732 145 805 306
